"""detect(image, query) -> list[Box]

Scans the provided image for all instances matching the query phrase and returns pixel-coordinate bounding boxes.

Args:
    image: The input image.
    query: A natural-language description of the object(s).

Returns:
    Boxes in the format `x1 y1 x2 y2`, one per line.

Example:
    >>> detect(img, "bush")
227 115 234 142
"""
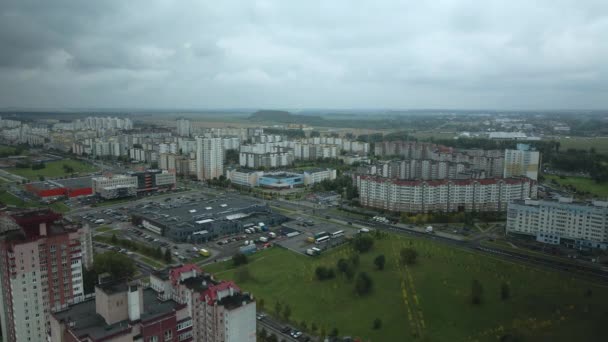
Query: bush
315 266 336 281
233 252 248 266
400 248 418 265
373 318 382 330
355 272 373 295
374 254 386 270
501 282 510 301
471 279 484 305
352 235 374 253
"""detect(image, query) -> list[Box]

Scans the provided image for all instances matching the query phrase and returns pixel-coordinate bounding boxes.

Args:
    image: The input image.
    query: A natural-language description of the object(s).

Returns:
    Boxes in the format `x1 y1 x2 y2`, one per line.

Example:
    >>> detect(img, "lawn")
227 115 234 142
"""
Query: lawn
552 137 608 155
544 175 608 198
205 235 608 341
7 159 97 180
0 190 71 213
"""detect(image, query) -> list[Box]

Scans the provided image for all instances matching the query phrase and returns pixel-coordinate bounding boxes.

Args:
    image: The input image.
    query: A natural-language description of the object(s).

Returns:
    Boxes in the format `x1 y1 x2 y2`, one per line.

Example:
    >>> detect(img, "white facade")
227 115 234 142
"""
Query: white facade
92 175 138 194
507 198 608 247
358 175 537 213
303 168 337 186
196 137 224 180
504 144 540 180
225 169 264 187
176 119 191 137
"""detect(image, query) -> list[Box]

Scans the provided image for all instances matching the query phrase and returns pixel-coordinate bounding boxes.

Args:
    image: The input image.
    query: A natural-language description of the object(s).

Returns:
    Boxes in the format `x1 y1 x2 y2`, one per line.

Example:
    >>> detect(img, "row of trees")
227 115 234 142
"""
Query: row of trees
106 233 172 263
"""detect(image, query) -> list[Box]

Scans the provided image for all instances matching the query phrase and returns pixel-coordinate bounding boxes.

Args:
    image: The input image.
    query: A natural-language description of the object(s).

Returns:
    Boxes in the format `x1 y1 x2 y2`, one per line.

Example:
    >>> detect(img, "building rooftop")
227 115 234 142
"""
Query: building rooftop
53 288 183 340
52 299 132 341
131 195 265 227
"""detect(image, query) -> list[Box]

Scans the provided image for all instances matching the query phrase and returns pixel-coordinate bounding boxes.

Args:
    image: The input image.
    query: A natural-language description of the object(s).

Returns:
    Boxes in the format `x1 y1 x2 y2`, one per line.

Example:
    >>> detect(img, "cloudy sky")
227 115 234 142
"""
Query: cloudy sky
1 0 607 110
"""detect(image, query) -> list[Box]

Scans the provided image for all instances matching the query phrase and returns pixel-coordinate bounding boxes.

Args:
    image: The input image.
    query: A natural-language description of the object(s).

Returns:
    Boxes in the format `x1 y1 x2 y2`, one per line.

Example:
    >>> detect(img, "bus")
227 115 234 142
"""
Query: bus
315 236 330 244
331 230 344 238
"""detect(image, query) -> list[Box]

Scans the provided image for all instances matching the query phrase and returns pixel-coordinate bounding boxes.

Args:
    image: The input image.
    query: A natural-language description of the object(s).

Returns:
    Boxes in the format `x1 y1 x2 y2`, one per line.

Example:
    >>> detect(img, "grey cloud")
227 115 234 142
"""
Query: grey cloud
0 0 607 109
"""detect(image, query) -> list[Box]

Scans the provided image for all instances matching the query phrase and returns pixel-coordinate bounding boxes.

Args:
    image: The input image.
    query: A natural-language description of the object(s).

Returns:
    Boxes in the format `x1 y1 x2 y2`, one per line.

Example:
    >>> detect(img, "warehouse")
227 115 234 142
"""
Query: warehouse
131 195 288 243
25 176 93 199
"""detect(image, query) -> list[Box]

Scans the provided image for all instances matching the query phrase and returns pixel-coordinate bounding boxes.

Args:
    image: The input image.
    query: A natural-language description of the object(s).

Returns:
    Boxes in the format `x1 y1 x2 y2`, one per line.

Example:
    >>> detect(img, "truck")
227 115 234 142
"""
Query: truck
94 219 105 224
244 228 252 234
358 228 370 234
198 249 210 257
268 232 277 239
259 222 269 232
259 236 268 243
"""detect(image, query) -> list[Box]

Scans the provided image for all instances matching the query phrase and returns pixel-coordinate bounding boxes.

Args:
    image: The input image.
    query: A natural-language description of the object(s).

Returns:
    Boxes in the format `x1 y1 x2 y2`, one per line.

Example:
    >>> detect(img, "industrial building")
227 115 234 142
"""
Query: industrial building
130 196 287 242
507 198 608 250
25 176 93 199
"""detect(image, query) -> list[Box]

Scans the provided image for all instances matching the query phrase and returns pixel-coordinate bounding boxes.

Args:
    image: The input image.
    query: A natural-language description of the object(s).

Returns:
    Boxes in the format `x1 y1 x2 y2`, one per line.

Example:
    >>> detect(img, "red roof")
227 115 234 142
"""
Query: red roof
170 264 202 285
202 281 241 304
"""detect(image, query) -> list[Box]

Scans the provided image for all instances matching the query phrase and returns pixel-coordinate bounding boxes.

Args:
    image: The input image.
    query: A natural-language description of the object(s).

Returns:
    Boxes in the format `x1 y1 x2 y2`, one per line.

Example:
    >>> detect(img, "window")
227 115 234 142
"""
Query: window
164 330 173 341
148 336 159 342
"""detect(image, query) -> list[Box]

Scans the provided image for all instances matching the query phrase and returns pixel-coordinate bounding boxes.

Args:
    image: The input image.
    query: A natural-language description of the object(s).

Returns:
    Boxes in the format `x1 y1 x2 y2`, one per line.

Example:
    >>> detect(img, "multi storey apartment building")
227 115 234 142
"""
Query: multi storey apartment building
176 119 192 137
503 144 541 180
196 137 224 181
0 209 93 342
50 279 189 342
373 141 505 178
507 198 608 249
150 264 256 342
357 175 537 213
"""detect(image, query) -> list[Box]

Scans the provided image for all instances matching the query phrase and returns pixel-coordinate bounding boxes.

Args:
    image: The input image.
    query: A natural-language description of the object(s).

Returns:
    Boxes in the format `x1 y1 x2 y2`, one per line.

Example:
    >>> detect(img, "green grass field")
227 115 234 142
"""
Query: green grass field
206 235 608 341
0 190 71 212
552 137 608 155
544 175 608 198
7 159 97 180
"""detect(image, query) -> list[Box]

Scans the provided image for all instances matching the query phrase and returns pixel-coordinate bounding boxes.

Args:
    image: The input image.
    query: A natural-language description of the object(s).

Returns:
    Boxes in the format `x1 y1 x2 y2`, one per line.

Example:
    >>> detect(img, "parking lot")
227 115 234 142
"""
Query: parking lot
276 216 359 256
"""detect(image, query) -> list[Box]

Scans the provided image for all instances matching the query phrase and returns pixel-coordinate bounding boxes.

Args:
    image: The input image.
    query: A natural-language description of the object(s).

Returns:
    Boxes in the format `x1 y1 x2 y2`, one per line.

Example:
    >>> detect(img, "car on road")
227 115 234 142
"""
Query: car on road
280 326 291 333
290 330 303 338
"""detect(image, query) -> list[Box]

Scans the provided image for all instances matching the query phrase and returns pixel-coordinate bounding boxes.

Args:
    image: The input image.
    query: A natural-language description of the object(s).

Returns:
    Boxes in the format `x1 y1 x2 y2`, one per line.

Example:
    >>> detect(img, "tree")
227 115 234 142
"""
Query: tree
233 252 248 266
471 279 484 305
164 248 172 263
315 266 335 281
350 253 360 267
400 247 418 265
337 258 349 273
373 318 382 330
236 267 252 283
282 304 291 322
300 320 307 331
93 251 136 280
274 301 282 318
267 334 278 342
352 235 374 253
258 298 265 312
344 266 355 281
355 272 373 295
155 246 163 259
374 254 386 270
111 233 118 244
330 327 339 337
258 327 268 340
501 282 510 301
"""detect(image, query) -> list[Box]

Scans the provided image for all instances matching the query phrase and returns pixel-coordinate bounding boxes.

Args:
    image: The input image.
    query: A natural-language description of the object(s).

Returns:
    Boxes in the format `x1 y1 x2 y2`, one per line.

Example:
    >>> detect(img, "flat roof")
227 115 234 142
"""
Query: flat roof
56 176 93 189
54 288 182 340
132 195 265 227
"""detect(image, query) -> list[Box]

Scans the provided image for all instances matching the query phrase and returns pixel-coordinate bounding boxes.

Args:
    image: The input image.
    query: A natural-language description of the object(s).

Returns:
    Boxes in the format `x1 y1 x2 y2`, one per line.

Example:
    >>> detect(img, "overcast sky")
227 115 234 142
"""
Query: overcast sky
1 0 607 110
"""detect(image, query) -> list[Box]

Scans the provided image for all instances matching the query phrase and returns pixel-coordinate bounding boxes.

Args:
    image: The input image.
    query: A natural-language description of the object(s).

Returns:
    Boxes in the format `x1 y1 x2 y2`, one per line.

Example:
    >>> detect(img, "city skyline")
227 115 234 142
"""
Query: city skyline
1 1 607 110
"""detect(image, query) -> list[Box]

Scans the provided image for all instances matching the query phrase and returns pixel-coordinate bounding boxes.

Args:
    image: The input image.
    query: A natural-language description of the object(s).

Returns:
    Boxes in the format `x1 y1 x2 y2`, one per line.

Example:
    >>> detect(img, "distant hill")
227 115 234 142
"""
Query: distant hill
249 110 325 125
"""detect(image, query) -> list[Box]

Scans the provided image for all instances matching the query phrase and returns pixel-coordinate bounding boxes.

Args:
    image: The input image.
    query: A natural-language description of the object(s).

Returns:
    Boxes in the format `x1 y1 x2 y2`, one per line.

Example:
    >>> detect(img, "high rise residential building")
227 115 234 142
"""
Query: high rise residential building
51 264 256 342
150 264 256 342
176 119 192 137
507 198 608 249
0 209 93 342
357 175 537 213
503 144 540 180
196 137 224 181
